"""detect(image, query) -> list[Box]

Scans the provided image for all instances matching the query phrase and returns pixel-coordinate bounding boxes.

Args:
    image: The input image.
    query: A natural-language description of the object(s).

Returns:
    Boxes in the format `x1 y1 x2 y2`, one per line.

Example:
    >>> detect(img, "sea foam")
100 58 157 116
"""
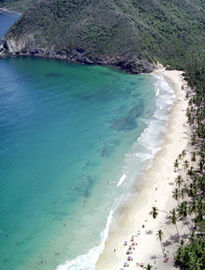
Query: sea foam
117 74 175 186
116 173 127 187
56 74 175 269
56 209 114 270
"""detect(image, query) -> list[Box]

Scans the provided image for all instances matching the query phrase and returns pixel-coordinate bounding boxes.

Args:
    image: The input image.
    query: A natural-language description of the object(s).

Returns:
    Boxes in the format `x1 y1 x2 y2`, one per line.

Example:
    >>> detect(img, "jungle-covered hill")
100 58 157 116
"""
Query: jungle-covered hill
1 0 205 73
0 1 205 269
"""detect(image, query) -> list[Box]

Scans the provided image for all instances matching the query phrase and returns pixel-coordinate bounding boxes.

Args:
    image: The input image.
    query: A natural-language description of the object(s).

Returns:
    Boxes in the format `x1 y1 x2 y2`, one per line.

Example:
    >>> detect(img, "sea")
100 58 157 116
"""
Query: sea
0 12 175 270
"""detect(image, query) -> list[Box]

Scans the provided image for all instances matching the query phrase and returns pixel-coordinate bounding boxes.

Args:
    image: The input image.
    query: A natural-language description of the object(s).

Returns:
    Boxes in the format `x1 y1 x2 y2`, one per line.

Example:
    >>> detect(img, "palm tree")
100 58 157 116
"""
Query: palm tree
172 188 180 205
182 150 186 158
197 176 205 192
175 175 184 188
195 198 204 222
156 229 164 255
180 239 184 246
199 159 204 171
183 160 189 169
188 184 197 198
180 188 186 200
188 99 192 106
177 201 190 228
189 255 204 270
178 153 182 160
189 200 197 215
169 209 179 241
151 206 158 219
145 264 153 270
191 134 196 145
174 159 179 171
188 166 195 176
191 152 196 162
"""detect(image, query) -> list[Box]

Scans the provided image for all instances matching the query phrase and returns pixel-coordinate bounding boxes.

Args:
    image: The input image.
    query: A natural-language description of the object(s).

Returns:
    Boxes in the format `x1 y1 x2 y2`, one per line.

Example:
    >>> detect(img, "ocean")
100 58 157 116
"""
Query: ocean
0 12 175 270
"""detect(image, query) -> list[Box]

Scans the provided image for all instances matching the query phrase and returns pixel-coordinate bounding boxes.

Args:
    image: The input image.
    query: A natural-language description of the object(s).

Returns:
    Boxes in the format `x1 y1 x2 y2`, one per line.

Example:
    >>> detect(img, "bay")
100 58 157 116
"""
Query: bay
0 12 170 270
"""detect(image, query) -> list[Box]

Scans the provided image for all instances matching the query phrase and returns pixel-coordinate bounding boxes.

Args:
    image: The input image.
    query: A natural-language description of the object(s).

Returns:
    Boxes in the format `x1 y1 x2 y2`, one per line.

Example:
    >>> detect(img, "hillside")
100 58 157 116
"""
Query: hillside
1 0 205 73
0 1 204 269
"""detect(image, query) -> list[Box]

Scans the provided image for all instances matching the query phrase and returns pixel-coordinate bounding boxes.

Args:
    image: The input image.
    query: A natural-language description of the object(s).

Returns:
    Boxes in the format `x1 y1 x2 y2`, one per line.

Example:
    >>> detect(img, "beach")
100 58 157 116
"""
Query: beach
95 68 190 270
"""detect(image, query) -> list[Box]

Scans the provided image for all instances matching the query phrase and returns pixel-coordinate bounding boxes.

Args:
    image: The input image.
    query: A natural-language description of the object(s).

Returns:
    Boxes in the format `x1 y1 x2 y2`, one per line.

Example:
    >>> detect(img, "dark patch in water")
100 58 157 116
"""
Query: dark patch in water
84 175 95 198
16 240 24 246
65 175 96 200
84 161 99 167
99 138 120 158
109 101 144 131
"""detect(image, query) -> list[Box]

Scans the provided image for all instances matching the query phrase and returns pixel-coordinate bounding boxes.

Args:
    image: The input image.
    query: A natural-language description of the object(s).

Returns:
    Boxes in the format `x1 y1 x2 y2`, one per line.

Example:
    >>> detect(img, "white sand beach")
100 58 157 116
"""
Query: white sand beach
95 68 190 270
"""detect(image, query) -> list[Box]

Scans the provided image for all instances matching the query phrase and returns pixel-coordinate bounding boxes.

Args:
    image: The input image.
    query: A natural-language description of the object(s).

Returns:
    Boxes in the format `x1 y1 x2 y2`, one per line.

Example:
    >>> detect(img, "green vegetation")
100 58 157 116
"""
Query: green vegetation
151 116 205 270
1 0 205 268
3 0 205 68
176 237 205 269
0 0 35 12
173 78 205 269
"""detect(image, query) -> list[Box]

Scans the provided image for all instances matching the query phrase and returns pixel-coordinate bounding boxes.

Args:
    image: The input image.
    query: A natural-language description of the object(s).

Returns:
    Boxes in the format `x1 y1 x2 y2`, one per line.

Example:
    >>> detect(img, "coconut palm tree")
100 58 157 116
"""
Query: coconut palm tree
188 166 195 176
178 153 182 160
197 176 205 191
191 134 196 145
151 206 158 219
189 200 197 215
180 187 187 200
183 160 189 169
145 264 153 270
188 183 197 198
169 209 179 241
172 188 180 205
199 159 204 172
182 150 186 158
175 175 184 188
189 255 204 270
195 198 204 222
156 229 164 255
191 152 196 162
174 159 179 171
177 201 191 229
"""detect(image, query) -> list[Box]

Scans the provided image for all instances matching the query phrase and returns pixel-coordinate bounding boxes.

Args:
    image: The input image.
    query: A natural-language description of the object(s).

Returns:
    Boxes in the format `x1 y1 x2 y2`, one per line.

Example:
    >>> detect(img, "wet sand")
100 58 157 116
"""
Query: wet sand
95 68 190 270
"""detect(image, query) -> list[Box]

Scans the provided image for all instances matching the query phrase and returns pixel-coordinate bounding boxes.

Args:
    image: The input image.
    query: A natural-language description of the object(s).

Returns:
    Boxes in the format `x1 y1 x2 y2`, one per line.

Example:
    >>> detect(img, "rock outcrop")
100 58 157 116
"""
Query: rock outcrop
0 37 155 73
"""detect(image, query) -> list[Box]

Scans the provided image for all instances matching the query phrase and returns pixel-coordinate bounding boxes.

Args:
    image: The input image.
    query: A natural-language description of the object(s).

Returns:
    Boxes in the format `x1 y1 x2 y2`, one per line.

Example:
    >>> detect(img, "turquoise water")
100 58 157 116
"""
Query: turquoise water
0 56 157 270
0 12 175 270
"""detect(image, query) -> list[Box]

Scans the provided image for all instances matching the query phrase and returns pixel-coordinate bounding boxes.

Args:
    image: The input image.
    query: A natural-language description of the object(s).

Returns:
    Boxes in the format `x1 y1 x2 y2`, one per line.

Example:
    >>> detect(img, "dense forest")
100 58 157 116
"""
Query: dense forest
0 0 204 73
0 0 205 269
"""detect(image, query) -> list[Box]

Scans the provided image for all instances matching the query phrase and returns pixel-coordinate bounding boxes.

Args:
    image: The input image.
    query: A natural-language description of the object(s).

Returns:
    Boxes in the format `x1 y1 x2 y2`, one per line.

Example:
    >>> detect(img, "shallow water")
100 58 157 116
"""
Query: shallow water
0 13 174 270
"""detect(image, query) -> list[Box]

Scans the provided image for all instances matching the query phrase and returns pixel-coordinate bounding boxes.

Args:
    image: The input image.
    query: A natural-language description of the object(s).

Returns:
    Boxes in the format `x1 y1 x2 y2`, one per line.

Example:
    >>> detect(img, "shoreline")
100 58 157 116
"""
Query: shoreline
95 68 189 269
